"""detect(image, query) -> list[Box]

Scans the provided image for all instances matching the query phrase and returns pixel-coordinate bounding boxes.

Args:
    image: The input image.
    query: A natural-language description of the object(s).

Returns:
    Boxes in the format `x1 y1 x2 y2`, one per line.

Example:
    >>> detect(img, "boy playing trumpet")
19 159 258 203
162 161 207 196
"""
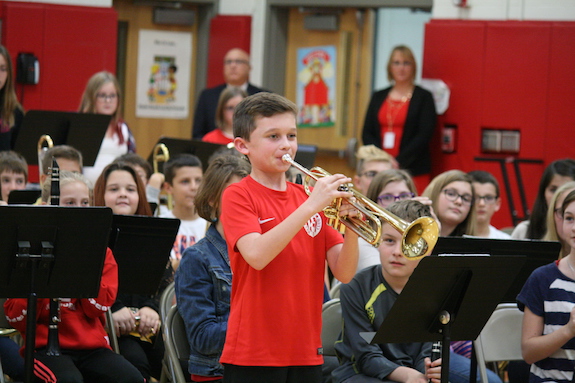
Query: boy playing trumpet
220 92 359 383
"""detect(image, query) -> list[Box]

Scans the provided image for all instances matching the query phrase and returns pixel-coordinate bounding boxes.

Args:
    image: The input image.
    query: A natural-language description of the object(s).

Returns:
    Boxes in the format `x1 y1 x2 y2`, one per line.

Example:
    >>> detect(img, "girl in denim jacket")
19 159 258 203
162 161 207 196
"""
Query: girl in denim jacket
175 154 250 382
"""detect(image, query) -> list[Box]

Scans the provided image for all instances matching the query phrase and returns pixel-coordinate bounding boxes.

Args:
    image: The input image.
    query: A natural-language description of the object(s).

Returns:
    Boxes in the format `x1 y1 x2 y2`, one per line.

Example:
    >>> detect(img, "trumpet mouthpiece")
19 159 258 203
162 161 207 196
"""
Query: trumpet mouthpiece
282 154 293 163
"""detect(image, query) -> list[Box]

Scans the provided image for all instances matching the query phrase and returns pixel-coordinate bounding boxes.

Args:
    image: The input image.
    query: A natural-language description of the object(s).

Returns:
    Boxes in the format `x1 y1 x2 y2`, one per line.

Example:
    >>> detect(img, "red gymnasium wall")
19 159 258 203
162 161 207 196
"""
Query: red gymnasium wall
423 20 575 229
0 1 117 182
206 15 252 88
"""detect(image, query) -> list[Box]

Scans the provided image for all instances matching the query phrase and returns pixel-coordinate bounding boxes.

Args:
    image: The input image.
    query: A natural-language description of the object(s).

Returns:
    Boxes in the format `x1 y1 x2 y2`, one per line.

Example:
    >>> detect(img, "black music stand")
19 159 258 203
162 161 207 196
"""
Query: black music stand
7 190 42 205
107 214 180 295
147 137 225 173
432 236 560 303
0 205 113 383
360 256 525 383
295 144 318 168
14 110 111 166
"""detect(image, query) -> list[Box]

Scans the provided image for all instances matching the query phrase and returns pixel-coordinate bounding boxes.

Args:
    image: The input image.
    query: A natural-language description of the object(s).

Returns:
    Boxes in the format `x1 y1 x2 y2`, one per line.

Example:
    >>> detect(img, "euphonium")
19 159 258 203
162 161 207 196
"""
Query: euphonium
152 143 172 211
282 154 439 259
37 134 54 181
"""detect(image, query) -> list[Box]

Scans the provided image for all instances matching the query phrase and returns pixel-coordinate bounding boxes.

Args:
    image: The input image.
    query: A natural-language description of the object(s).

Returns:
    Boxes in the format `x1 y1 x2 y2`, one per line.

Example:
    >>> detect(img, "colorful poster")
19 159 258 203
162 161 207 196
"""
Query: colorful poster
136 30 192 119
296 46 336 128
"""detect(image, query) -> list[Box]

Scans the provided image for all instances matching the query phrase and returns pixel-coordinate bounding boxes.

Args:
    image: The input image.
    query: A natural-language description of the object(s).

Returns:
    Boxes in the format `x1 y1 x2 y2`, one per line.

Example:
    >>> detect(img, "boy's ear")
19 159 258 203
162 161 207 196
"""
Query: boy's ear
163 181 173 195
494 197 502 212
234 137 249 156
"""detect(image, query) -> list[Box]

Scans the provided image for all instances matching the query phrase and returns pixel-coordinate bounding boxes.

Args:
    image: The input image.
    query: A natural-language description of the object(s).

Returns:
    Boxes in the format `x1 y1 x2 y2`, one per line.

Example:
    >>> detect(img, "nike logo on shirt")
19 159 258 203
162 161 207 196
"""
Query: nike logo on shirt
258 217 276 224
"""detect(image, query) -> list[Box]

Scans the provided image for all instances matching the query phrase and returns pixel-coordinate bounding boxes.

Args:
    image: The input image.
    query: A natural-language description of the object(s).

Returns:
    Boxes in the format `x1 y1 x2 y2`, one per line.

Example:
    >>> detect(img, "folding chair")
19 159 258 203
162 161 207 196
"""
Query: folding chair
159 281 176 325
321 298 342 383
474 303 524 383
160 305 190 383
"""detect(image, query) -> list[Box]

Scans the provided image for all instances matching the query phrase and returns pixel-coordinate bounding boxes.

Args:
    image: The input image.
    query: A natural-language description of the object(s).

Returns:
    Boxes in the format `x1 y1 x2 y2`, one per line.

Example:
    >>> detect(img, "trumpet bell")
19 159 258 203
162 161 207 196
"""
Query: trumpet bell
402 217 440 259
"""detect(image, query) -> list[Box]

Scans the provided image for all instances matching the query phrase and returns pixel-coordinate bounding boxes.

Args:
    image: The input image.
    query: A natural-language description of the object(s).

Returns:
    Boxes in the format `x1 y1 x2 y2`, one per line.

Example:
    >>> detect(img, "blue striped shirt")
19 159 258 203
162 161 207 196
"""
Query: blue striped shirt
517 261 575 382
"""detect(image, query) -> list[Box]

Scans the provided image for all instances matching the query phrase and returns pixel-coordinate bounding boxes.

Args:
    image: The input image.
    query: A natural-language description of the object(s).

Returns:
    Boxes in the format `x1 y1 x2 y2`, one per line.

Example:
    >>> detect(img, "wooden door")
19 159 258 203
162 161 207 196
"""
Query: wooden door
114 0 199 158
284 7 374 174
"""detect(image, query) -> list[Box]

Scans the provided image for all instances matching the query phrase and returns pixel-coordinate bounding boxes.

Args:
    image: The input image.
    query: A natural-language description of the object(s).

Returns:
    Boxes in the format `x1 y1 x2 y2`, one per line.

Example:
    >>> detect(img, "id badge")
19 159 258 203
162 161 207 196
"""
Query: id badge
383 131 395 149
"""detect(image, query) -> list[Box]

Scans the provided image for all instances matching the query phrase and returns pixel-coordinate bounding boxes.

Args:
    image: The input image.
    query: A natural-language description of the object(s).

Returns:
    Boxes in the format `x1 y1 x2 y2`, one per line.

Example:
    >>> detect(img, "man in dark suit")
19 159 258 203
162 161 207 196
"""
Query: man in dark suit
192 48 267 139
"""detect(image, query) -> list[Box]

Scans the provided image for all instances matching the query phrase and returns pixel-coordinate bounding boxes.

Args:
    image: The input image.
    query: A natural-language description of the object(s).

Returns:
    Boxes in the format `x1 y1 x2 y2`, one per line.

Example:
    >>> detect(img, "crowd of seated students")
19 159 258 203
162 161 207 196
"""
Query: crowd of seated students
3 35 575 383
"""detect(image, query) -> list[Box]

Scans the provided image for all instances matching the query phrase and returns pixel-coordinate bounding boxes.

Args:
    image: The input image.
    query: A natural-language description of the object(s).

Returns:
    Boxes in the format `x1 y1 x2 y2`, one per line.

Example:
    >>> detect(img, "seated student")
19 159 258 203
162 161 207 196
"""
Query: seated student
4 170 144 383
202 87 247 145
160 154 208 266
544 181 575 259
356 169 431 273
467 170 511 239
40 145 83 183
332 199 442 383
0 150 27 205
175 154 251 382
113 152 165 212
33 145 84 205
353 145 396 194
517 189 575 383
93 162 163 382
511 159 575 240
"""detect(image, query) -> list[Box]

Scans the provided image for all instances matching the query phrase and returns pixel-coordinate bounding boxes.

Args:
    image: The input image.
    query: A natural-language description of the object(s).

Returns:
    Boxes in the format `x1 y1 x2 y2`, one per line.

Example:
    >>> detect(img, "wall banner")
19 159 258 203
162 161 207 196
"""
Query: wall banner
136 30 192 119
296 45 336 128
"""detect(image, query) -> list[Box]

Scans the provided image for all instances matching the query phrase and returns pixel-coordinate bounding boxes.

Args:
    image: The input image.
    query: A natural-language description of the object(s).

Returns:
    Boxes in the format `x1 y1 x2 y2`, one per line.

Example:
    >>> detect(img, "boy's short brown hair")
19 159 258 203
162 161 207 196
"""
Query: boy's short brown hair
0 150 28 182
233 92 298 141
41 145 83 175
385 199 431 222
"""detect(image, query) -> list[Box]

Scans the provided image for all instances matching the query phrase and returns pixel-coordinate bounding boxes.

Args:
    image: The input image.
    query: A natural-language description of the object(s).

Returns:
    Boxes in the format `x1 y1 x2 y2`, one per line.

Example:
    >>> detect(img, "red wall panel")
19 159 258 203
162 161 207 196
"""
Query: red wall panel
424 20 575 228
207 15 252 88
1 2 117 112
1 1 117 182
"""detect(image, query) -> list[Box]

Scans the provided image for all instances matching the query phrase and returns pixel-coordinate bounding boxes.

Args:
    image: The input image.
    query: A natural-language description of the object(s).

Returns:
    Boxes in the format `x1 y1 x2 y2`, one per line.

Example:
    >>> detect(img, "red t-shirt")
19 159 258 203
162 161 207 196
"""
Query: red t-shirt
220 176 344 366
4 248 118 353
202 129 233 145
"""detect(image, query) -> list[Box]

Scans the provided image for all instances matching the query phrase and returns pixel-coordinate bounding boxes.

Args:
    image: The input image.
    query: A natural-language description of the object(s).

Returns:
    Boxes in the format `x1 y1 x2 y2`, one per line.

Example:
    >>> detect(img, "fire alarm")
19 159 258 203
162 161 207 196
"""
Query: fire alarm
453 0 468 7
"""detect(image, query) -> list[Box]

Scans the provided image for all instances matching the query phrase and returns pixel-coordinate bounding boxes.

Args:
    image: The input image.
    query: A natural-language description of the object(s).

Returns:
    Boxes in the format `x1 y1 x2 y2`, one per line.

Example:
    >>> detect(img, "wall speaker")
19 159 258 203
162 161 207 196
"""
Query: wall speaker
153 7 195 26
304 14 339 31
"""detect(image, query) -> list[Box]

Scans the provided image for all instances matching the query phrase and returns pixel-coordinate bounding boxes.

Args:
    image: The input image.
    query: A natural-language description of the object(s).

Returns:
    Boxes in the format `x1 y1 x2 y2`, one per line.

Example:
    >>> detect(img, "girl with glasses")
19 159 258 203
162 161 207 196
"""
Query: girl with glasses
79 71 136 185
422 170 476 238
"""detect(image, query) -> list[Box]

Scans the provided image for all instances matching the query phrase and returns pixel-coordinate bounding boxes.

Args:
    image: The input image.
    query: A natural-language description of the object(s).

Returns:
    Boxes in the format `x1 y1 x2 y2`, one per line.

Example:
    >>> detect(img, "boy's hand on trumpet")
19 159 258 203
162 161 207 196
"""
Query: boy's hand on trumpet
305 174 354 213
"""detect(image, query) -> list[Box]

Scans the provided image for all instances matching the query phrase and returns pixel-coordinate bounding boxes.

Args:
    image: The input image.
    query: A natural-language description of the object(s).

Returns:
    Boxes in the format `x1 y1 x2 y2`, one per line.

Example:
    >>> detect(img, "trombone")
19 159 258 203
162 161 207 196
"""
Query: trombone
152 143 172 211
37 134 54 182
282 154 439 259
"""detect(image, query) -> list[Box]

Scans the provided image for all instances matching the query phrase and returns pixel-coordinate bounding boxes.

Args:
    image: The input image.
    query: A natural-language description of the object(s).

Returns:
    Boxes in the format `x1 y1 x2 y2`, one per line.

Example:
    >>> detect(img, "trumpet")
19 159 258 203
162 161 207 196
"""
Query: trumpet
282 154 439 259
37 134 54 181
152 143 172 211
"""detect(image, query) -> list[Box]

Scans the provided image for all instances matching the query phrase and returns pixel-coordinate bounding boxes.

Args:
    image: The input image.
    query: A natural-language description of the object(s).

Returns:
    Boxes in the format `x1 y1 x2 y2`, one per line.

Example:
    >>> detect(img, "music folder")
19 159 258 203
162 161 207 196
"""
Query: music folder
107 214 180 295
14 110 111 166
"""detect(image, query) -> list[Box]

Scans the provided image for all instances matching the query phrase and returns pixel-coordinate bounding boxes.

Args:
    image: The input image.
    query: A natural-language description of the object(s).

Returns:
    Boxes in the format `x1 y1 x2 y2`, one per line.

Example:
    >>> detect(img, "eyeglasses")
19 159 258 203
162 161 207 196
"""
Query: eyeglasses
475 195 498 204
224 59 249 66
442 189 473 205
555 207 563 219
377 192 415 205
96 93 117 102
359 170 378 179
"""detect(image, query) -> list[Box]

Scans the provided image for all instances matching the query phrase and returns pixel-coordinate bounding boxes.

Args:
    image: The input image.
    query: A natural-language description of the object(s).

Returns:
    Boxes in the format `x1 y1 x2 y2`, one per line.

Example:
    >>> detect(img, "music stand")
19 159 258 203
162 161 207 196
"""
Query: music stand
147 137 225 172
7 190 42 205
431 236 560 303
0 205 113 383
13 110 111 166
360 256 525 383
107 214 180 295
